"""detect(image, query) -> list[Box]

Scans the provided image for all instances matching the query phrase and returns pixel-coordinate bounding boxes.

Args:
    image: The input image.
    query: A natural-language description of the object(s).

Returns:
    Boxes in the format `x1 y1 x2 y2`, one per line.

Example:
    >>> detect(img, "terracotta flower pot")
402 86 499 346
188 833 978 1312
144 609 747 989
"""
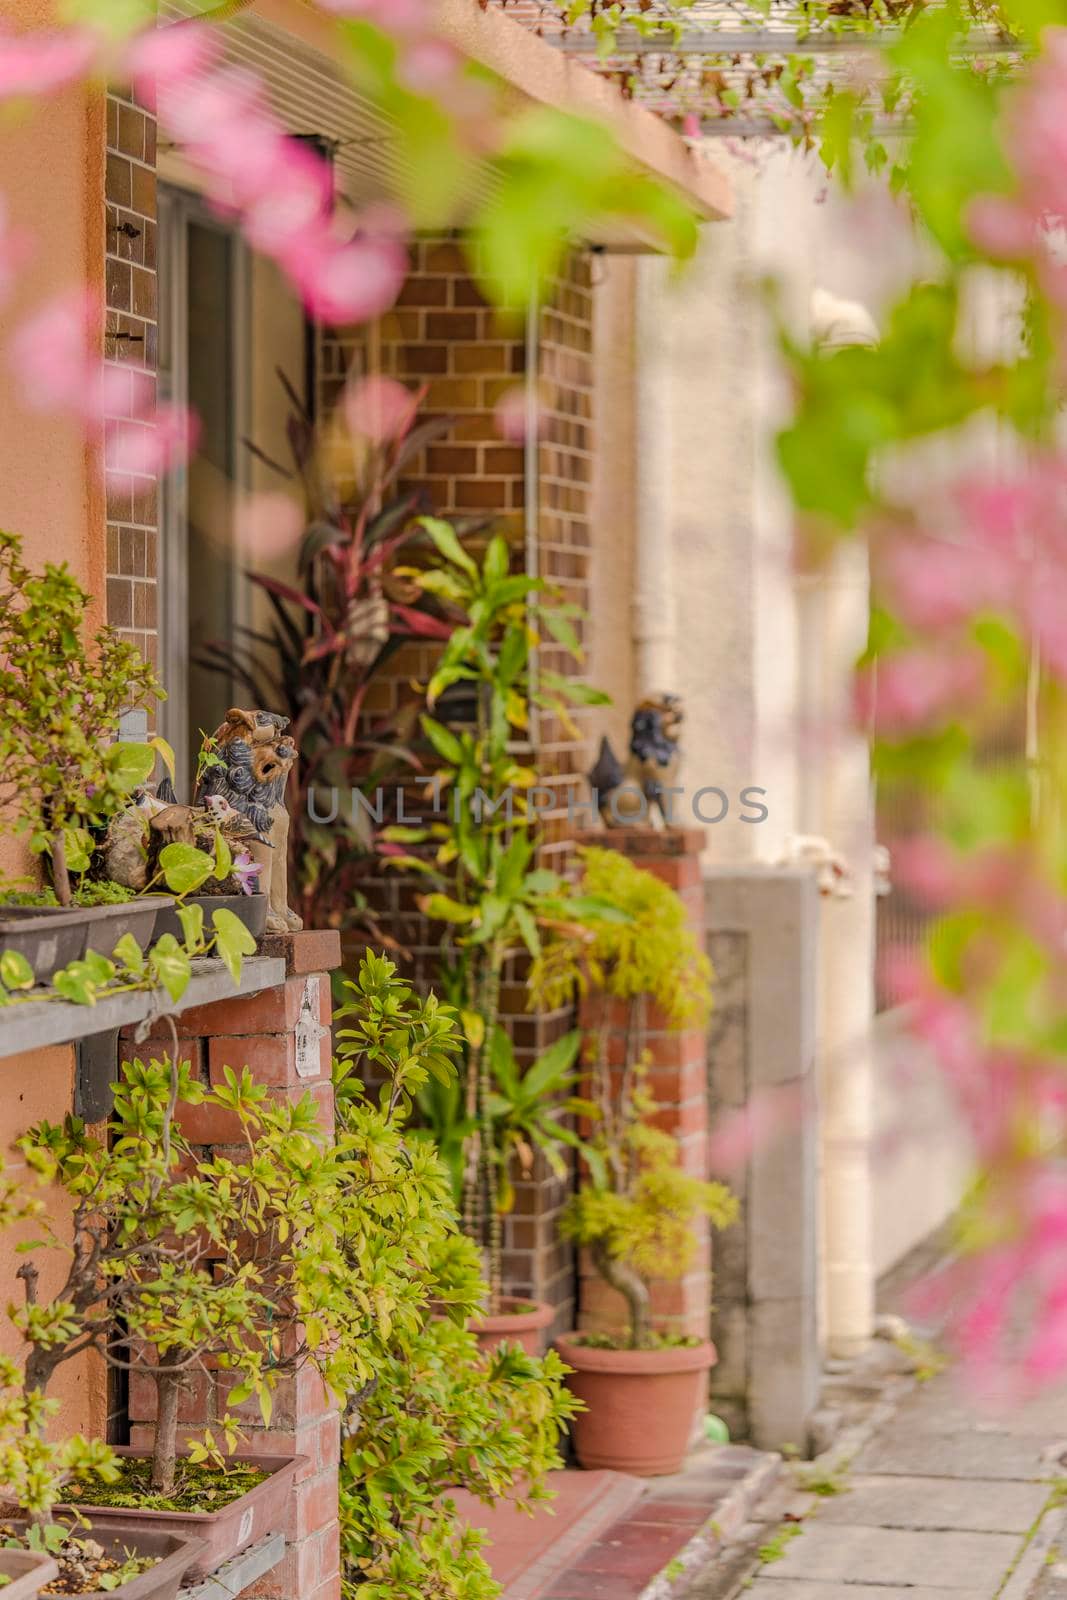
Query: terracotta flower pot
62 1450 303 1581
473 1297 555 1356
0 1549 59 1599
555 1335 717 1476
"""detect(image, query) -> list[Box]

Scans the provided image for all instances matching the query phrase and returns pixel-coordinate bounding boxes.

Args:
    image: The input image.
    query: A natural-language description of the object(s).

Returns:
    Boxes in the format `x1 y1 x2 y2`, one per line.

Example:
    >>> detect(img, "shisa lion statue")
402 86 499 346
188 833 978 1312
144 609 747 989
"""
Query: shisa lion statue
587 693 683 828
196 709 302 934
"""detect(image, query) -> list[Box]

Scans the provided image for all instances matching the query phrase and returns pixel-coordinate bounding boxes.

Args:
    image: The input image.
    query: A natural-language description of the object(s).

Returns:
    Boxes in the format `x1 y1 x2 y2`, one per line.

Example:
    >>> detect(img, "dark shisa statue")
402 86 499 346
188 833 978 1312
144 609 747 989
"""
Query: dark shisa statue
588 693 684 828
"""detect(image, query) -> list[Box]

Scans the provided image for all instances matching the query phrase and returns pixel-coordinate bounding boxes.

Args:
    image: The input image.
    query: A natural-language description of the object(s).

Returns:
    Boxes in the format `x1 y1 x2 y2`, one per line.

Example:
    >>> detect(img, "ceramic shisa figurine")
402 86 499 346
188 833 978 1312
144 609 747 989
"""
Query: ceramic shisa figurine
587 693 684 828
195 709 302 935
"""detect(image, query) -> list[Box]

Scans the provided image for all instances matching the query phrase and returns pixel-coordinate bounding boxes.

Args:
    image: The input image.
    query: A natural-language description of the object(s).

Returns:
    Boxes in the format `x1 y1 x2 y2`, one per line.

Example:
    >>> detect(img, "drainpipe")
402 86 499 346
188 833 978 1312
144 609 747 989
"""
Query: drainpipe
807 288 878 1360
633 259 677 695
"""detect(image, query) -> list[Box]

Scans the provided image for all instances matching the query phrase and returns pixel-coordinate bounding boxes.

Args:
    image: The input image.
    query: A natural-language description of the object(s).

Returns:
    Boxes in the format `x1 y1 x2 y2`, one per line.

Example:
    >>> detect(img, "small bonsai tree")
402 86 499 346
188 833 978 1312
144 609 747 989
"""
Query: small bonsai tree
532 846 737 1349
0 1356 118 1529
331 955 580 1600
0 531 164 904
15 1053 357 1498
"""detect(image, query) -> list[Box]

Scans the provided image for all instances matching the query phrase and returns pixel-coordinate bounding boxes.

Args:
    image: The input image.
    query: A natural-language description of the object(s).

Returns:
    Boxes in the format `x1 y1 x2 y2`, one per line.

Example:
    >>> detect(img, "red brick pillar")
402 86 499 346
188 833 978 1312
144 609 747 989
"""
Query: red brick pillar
576 828 711 1343
121 931 342 1600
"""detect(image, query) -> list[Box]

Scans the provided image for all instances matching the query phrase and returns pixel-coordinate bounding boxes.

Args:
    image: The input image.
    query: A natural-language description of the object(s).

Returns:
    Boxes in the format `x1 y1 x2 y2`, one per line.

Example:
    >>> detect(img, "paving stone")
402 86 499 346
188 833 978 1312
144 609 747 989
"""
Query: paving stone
756 1523 1017 1594
852 1427 1052 1481
888 1382 1067 1441
812 1473 1049 1534
748 1585 973 1599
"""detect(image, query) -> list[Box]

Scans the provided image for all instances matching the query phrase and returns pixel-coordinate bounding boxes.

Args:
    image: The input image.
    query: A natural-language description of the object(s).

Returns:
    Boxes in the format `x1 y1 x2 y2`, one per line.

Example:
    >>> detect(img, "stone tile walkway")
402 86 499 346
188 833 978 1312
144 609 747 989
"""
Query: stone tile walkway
731 1369 1067 1600
454 1444 779 1600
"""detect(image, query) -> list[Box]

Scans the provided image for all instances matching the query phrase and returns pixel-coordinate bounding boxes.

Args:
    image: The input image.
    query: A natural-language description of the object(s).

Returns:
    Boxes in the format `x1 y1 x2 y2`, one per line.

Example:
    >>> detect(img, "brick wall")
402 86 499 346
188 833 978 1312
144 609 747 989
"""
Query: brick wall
320 238 596 1330
120 934 342 1600
103 88 159 674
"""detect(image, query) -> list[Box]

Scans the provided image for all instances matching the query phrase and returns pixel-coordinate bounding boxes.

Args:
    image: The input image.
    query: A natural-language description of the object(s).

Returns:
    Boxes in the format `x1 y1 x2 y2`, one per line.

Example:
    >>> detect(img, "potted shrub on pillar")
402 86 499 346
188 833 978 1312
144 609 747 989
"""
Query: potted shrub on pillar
12 1056 356 1579
532 847 738 1475
0 532 173 980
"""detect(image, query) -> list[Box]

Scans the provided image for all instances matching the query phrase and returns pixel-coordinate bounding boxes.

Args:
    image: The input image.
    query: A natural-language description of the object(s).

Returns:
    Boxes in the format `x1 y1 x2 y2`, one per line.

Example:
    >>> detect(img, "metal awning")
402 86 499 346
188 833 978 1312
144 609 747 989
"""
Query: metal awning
158 0 731 240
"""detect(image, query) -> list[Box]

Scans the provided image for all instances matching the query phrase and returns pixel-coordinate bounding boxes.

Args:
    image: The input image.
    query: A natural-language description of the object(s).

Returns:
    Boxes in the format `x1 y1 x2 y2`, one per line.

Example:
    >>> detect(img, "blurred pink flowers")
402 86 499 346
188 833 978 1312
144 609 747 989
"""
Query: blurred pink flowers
0 26 98 105
343 376 417 443
126 24 406 328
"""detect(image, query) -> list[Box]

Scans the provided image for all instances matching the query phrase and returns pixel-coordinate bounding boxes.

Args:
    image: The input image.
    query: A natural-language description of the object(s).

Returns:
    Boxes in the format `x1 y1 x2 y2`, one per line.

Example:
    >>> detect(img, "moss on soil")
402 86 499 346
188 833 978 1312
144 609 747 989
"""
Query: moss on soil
69 1457 268 1515
568 1331 703 1352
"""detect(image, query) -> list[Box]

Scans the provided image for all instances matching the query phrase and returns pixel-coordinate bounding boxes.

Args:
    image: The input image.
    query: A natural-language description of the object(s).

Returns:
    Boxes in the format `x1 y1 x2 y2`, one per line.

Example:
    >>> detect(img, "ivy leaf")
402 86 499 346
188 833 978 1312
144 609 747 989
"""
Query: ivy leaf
150 934 192 1003
0 950 34 991
213 828 233 882
212 908 256 984
110 933 144 976
159 843 215 897
177 902 205 953
104 741 157 794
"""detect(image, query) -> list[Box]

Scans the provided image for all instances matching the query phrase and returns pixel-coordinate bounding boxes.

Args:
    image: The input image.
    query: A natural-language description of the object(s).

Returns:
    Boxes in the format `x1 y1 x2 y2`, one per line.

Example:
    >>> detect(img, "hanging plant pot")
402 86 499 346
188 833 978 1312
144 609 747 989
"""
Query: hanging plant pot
555 1336 717 1475
62 1451 304 1581
152 893 268 949
0 1549 59 1599
0 898 172 986
472 1297 555 1357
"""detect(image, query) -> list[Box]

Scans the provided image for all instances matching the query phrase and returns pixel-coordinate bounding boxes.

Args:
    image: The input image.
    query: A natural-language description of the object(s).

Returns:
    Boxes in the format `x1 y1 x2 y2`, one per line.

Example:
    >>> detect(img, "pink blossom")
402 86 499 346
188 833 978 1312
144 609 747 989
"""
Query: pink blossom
967 195 1034 259
0 27 99 105
343 376 417 443
494 383 540 443
294 232 407 325
234 492 304 560
399 39 460 93
855 647 985 736
108 404 200 476
315 0 428 29
10 290 103 420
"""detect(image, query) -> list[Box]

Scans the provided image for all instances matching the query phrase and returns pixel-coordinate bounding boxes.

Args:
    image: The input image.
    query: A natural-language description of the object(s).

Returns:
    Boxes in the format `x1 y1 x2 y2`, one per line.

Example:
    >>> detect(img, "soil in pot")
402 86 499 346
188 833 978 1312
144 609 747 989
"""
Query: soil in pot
473 1297 555 1357
0 1548 59 1599
0 1523 204 1600
152 893 267 949
555 1334 717 1476
63 1451 302 1581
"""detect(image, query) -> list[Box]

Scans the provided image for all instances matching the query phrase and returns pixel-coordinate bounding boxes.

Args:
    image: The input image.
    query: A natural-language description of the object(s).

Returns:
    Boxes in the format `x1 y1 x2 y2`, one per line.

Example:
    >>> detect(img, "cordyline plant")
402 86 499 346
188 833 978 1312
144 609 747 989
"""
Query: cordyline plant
382 523 615 1309
0 531 169 906
331 953 580 1600
200 376 457 942
532 848 736 1348
13 1053 357 1498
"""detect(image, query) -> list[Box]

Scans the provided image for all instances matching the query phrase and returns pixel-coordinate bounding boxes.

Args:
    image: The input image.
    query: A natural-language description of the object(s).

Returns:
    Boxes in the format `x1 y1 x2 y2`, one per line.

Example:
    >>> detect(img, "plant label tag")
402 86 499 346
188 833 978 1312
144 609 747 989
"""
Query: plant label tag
296 975 328 1078
238 1508 255 1549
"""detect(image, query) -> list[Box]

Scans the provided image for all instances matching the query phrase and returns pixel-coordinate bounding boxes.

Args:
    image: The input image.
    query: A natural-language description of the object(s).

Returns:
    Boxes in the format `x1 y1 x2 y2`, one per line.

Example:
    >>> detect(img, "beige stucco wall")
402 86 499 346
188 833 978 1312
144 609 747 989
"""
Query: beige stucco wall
0 2 108 1440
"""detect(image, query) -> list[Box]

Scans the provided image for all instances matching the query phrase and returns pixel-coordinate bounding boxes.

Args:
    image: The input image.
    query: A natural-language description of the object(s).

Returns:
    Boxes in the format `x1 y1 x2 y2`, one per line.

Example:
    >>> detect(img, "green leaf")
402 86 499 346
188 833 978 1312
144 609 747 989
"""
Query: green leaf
150 933 192 1003
110 932 145 975
104 741 157 794
418 516 478 577
211 907 257 984
420 716 463 764
419 894 477 925
177 902 205 953
0 950 34 990
159 842 215 897
149 735 176 782
62 826 92 875
213 827 233 882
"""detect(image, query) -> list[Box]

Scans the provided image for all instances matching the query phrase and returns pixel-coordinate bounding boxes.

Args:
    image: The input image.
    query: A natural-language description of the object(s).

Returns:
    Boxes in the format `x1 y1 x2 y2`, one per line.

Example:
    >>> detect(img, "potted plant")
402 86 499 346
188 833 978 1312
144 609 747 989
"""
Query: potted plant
531 847 738 1475
0 532 173 979
11 1055 356 1579
329 952 581 1597
389 525 612 1350
0 1355 205 1598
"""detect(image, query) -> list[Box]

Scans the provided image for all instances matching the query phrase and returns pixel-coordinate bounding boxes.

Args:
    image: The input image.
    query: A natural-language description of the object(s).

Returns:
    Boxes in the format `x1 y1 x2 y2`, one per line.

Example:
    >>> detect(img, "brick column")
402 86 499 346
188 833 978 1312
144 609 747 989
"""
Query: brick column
121 931 341 1600
576 827 711 1343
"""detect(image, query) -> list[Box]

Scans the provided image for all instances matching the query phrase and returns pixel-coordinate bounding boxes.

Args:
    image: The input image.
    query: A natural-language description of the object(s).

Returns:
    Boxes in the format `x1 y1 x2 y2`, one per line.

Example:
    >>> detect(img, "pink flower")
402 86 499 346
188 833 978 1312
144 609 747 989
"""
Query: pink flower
10 290 102 420
399 39 460 93
232 851 263 896
0 27 99 104
316 0 428 29
856 647 985 736
494 383 540 443
234 493 304 560
967 195 1034 259
343 376 417 443
108 404 200 476
295 233 407 325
